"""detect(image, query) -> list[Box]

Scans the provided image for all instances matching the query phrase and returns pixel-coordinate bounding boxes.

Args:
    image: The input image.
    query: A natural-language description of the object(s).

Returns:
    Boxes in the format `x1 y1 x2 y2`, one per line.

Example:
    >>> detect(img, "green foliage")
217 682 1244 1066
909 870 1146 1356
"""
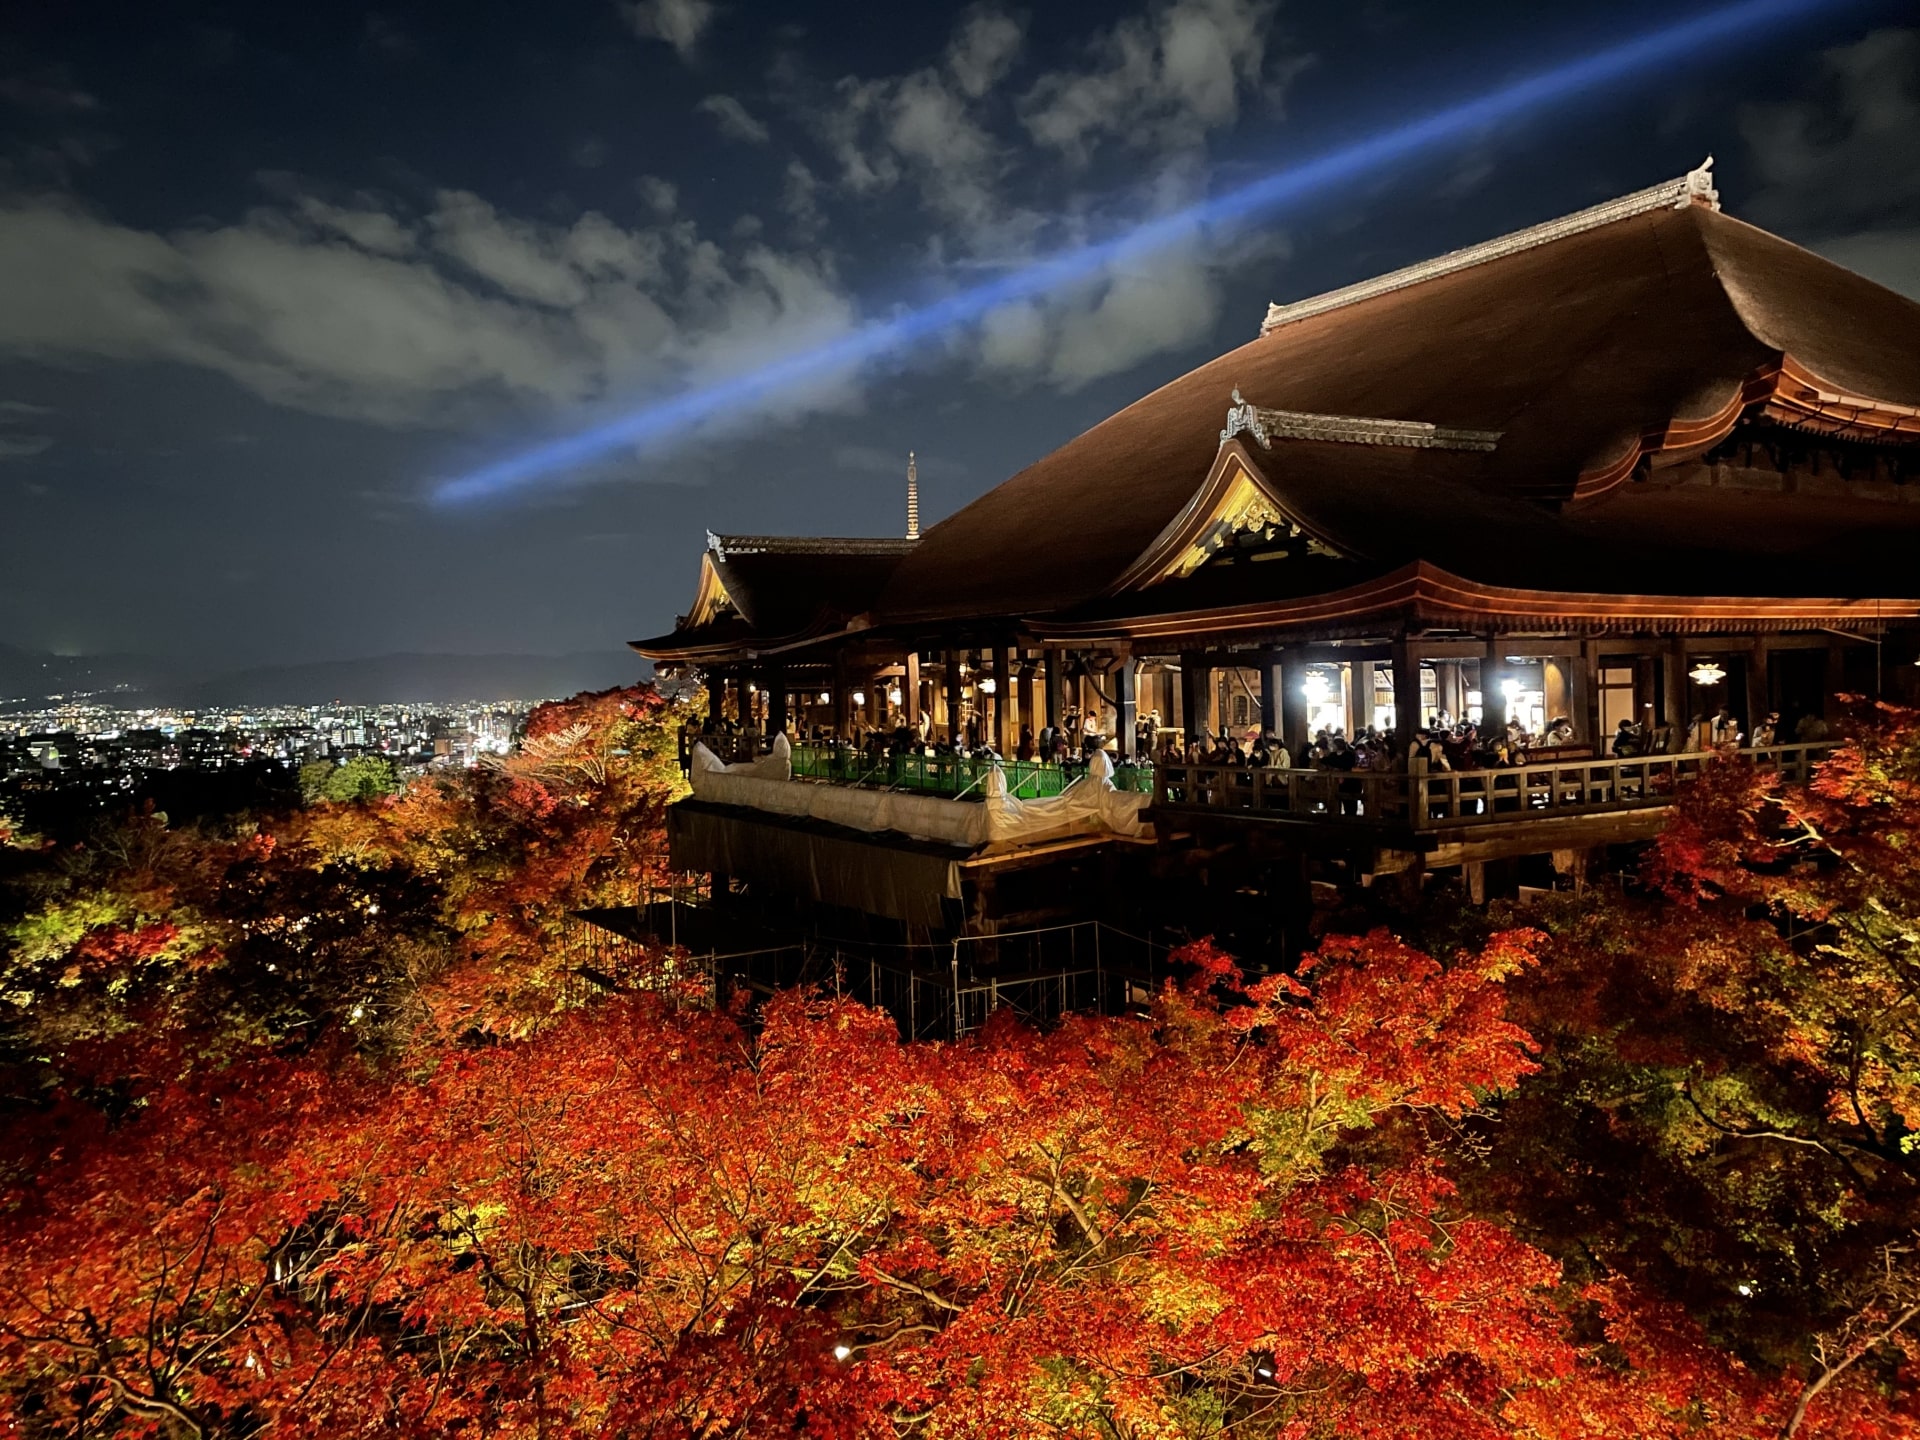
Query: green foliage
1464 708 1920 1387
299 755 400 804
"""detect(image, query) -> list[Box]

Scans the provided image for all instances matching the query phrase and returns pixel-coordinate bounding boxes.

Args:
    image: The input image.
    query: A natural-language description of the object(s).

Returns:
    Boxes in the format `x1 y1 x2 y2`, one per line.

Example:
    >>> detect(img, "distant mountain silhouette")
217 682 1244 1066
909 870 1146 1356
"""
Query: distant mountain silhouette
0 643 172 704
0 645 650 709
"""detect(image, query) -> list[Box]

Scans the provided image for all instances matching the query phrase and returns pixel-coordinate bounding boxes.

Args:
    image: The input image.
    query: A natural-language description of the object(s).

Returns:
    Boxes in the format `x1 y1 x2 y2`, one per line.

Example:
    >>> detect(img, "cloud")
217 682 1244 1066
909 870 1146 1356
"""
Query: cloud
697 93 770 144
295 196 417 256
0 66 99 115
0 189 859 431
1816 229 1920 301
1737 28 1920 310
1740 27 1920 234
636 175 678 214
948 7 1025 99
1021 0 1283 164
0 433 54 460
623 0 717 59
831 443 967 480
782 159 824 232
0 399 52 460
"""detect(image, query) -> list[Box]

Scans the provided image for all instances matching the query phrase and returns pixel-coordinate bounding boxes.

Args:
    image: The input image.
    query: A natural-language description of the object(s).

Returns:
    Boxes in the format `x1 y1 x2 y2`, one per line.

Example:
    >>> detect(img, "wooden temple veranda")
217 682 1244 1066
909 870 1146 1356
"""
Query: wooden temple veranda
633 162 1920 957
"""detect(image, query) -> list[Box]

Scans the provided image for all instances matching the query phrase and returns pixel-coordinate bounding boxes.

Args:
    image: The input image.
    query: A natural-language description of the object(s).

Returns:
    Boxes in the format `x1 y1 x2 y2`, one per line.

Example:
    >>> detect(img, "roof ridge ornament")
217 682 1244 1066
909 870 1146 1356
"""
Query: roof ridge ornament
1221 389 1502 452
1259 159 1725 336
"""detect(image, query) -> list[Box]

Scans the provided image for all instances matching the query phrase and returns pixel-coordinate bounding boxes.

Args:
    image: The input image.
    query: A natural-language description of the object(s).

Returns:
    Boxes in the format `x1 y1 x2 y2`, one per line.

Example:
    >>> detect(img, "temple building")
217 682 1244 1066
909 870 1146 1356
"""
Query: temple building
634 161 1920 950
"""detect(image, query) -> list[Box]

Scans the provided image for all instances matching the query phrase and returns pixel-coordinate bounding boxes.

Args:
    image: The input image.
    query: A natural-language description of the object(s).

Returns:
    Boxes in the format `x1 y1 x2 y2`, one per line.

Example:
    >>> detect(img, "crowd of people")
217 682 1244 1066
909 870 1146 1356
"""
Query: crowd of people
694 699 1829 779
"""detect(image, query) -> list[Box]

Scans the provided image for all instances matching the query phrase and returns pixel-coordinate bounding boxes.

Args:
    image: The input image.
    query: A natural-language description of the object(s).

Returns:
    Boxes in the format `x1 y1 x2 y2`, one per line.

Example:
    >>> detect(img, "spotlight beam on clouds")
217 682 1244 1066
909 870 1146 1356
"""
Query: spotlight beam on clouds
433 0 1856 507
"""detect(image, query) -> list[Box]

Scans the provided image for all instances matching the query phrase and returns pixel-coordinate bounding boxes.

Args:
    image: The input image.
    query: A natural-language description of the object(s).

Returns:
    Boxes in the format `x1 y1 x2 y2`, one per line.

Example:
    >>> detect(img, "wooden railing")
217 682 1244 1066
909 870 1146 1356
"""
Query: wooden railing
1153 744 1833 831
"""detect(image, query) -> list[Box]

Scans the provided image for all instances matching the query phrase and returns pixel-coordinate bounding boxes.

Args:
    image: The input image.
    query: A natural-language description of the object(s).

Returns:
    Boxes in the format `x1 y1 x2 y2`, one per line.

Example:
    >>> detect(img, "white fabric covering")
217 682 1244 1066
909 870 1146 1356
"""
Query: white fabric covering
687 737 1150 849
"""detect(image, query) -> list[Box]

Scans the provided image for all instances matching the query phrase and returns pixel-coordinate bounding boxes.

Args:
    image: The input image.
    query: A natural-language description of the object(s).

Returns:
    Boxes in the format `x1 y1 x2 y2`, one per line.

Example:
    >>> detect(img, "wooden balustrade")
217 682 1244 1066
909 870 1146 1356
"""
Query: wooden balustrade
1153 744 1832 831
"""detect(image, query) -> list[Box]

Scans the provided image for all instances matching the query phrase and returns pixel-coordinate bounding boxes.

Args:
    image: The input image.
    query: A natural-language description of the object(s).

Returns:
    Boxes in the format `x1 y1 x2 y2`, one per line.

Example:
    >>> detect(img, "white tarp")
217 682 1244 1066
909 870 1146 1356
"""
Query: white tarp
687 738 1150 849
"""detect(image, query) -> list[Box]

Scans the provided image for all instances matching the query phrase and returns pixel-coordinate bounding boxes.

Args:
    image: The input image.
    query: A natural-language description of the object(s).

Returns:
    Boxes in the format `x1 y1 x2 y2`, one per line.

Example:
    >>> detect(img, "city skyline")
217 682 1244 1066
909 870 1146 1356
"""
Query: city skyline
2 1 1916 669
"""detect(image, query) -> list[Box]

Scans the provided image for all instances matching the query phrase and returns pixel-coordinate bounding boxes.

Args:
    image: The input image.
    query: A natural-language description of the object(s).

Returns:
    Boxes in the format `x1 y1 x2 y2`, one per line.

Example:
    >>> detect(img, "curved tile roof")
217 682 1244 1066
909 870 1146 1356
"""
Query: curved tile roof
873 201 1920 626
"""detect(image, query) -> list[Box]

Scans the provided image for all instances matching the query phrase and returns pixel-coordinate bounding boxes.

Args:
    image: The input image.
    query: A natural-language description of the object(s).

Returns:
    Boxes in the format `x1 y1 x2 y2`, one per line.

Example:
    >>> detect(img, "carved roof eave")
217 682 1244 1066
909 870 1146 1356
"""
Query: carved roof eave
1037 561 1920 647
629 612 879 666
1104 439 1355 598
1259 157 1722 337
1569 355 1920 506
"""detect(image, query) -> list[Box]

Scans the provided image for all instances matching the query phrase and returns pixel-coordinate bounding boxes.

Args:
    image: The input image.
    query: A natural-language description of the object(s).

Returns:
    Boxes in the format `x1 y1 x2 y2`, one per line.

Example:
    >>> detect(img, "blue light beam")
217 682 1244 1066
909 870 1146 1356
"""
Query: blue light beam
434 0 1853 506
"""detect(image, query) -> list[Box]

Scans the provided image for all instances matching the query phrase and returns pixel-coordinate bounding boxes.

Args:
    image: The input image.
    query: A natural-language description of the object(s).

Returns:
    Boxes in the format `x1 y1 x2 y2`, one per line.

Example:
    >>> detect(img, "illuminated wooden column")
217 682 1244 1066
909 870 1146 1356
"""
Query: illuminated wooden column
1578 642 1601 745
833 652 852 738
1746 639 1768 736
1390 641 1420 748
705 668 725 722
765 664 788 737
1662 638 1688 743
1823 638 1845 728
1044 648 1062 729
1180 652 1211 743
1115 657 1137 762
989 644 1009 753
944 650 963 745
903 651 922 729
1259 654 1279 738
1278 647 1309 754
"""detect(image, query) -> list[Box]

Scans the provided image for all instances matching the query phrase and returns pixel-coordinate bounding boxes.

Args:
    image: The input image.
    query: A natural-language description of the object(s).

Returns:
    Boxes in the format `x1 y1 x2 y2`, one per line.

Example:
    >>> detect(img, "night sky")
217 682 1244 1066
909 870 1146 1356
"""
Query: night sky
2 0 1915 672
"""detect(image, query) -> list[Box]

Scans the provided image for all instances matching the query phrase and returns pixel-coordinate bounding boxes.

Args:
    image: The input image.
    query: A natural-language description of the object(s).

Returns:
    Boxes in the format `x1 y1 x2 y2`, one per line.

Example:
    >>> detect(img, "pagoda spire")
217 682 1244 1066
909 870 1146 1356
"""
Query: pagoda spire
906 451 921 540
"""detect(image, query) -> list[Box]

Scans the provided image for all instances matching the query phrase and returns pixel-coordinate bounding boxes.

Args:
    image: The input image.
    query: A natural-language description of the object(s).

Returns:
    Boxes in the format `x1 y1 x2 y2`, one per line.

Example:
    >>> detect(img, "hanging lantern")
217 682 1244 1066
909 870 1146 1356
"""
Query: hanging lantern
851 690 866 706
1688 659 1726 686
887 687 903 706
978 677 997 695
1301 670 1331 703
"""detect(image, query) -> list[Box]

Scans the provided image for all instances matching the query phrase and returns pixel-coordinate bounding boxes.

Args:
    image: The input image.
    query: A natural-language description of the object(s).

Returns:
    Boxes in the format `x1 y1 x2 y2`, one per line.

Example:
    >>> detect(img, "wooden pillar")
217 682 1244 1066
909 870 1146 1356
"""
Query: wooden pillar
944 649 963 745
903 651 921 729
1115 658 1137 762
1043 648 1062 730
1279 647 1309 755
1577 642 1600 746
766 664 788 737
1823 638 1846 729
1663 637 1689 744
1390 641 1420 749
833 652 852 739
705 668 725 723
1259 654 1279 738
1019 655 1038 739
990 645 1010 754
1746 639 1768 740
1180 653 1211 743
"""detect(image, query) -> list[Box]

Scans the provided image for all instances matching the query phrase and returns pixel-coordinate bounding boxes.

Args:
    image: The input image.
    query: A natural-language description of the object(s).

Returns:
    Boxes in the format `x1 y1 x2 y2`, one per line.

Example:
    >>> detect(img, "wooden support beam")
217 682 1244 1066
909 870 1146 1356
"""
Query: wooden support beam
1389 640 1420 749
1180 652 1212 743
1278 647 1309 755
1258 654 1279 739
766 664 788 738
1116 657 1138 762
944 650 963 746
903 651 921 729
1044 648 1062 730
1662 637 1688 742
1746 639 1768 740
990 644 1009 754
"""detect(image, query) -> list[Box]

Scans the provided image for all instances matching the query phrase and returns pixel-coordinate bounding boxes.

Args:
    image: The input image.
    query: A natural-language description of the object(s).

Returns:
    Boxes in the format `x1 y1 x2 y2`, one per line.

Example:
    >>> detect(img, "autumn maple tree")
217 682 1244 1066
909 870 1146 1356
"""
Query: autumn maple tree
3 687 1917 1436
1470 702 1920 1433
